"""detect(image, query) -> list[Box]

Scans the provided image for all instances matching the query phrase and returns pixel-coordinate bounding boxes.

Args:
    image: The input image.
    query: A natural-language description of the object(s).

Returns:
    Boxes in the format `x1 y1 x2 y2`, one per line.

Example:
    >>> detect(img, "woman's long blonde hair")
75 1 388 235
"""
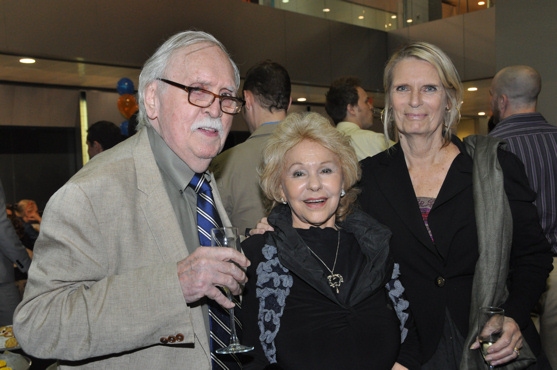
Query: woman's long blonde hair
382 42 463 145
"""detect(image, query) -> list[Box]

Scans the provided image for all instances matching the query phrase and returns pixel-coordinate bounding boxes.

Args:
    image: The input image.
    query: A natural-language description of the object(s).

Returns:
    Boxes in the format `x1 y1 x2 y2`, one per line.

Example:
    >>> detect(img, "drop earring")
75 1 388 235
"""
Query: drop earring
340 189 346 197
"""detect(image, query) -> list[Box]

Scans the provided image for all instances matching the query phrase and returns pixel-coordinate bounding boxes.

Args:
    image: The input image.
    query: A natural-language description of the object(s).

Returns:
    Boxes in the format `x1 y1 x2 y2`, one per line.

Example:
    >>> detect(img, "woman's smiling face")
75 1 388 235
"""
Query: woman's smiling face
390 57 448 140
279 139 344 229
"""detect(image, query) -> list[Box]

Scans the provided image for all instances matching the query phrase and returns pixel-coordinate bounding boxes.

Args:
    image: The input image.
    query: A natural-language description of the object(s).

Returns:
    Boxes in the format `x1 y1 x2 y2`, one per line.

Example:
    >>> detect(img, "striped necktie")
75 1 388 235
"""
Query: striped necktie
188 173 241 370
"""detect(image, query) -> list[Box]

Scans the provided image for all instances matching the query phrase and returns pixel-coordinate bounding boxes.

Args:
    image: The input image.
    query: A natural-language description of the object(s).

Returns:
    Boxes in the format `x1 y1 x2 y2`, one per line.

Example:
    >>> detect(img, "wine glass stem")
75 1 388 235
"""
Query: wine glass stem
227 292 240 346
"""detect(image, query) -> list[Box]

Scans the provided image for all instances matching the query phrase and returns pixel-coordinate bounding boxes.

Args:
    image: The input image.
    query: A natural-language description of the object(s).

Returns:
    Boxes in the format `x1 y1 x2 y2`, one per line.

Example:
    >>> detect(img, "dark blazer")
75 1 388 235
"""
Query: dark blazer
358 136 553 364
0 179 31 285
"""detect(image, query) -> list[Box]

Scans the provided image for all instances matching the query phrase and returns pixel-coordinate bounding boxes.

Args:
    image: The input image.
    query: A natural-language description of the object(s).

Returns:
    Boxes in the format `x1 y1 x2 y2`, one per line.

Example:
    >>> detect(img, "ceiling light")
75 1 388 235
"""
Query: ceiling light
467 87 478 91
282 0 289 3
391 15 397 19
297 97 307 102
478 112 486 116
323 8 330 12
358 15 364 20
406 19 413 23
478 1 486 5
19 58 36 64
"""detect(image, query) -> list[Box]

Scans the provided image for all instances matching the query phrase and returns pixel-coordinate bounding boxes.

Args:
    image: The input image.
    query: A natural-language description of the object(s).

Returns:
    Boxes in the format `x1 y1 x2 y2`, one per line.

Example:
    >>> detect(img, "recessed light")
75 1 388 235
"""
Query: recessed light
297 97 307 102
391 15 397 19
467 87 478 91
323 8 330 12
282 0 289 3
478 112 486 116
358 15 364 20
19 58 36 64
478 1 486 5
406 19 413 23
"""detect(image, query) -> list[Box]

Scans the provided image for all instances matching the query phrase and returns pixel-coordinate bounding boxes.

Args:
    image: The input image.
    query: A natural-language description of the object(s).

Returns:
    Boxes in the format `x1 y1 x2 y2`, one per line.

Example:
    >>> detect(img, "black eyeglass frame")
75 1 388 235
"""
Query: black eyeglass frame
157 78 245 115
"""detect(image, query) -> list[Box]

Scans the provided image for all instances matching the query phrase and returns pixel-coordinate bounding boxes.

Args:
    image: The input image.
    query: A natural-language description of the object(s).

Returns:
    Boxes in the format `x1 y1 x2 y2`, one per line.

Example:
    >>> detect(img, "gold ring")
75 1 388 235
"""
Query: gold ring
514 347 520 357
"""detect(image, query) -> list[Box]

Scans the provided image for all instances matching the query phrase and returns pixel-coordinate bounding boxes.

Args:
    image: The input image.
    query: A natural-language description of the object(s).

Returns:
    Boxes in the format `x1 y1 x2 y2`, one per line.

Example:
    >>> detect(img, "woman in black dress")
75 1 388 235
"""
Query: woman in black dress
240 112 419 370
358 42 552 369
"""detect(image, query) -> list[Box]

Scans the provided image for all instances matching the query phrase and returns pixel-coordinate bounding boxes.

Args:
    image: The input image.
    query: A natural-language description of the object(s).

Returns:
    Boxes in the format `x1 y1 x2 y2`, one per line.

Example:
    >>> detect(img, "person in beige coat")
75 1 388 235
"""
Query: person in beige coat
13 30 250 369
211 60 291 235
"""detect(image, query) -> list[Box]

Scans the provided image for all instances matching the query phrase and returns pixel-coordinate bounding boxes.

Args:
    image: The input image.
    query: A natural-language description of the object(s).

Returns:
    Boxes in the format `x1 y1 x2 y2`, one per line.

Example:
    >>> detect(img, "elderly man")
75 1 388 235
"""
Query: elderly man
211 60 291 234
489 65 557 369
14 30 250 369
325 76 392 160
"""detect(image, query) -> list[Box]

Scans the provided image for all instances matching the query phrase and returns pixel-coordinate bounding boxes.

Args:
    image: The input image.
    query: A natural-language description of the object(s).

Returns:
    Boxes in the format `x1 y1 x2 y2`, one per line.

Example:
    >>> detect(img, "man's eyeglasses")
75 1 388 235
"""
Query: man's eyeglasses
157 78 245 115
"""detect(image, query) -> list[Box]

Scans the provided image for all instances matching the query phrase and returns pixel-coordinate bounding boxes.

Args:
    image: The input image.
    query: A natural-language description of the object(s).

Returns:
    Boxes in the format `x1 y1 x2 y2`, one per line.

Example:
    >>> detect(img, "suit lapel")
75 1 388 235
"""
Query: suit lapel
433 145 472 210
374 146 438 254
429 144 473 260
133 130 188 263
377 141 472 261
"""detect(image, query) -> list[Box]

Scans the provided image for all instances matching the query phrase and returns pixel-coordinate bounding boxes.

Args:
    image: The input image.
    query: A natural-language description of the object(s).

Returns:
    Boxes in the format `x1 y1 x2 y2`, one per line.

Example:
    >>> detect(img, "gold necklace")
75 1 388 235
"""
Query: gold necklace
305 229 343 293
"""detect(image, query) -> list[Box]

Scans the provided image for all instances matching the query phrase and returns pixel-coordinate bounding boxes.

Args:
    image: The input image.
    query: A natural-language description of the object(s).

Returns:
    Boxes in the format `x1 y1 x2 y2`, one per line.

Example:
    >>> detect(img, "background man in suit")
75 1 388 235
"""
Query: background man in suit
0 179 31 326
211 60 291 234
325 76 392 160
489 65 557 369
14 30 250 369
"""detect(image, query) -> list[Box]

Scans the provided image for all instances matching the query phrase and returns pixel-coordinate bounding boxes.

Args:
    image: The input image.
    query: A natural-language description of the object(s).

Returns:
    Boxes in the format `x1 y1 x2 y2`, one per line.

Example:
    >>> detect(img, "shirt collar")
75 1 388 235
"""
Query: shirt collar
147 126 195 192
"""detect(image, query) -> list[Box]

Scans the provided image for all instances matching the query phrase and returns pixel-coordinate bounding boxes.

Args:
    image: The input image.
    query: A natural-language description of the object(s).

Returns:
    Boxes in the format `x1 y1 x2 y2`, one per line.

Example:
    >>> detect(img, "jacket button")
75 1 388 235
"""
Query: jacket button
436 276 446 287
168 335 176 343
176 333 184 342
160 337 168 344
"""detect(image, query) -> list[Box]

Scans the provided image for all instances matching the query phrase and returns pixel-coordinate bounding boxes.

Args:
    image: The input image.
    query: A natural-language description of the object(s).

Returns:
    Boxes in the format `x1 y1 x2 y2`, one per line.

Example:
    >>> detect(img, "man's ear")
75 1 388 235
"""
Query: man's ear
498 94 509 115
243 90 254 110
144 81 159 119
346 103 357 118
93 141 103 153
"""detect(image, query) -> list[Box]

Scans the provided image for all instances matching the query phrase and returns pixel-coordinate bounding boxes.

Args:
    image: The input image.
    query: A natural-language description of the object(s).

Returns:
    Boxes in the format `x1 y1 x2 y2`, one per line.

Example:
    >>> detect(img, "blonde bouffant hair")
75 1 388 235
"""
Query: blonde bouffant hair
259 111 361 222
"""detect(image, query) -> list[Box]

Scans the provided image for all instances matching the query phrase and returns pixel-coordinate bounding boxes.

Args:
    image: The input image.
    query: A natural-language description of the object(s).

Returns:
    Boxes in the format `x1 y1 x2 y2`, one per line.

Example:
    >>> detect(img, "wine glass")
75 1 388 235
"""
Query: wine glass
478 306 505 369
211 227 254 354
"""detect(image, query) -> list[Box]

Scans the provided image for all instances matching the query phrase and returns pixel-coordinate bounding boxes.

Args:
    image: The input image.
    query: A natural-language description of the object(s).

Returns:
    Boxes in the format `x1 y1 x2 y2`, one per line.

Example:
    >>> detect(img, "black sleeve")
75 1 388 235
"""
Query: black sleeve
240 234 273 370
0 180 32 273
498 148 553 329
395 303 422 369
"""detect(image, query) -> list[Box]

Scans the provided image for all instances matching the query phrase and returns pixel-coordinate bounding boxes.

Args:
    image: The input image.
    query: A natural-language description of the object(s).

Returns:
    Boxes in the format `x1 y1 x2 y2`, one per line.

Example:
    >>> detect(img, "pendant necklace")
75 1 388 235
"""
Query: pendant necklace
305 228 343 293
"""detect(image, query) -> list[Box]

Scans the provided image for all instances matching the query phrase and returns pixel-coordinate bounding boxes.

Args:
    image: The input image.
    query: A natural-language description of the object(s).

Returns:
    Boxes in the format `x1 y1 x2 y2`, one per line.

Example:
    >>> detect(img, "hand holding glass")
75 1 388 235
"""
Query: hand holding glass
211 227 254 354
478 306 505 369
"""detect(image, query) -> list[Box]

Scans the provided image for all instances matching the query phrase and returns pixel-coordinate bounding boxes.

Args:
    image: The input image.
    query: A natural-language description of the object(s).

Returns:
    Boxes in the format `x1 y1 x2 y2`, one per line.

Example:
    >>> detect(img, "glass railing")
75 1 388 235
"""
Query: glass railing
256 0 495 32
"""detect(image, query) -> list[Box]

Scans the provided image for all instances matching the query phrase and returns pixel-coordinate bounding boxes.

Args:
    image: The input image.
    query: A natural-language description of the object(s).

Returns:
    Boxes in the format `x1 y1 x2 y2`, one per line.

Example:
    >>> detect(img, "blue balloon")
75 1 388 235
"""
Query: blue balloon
116 78 135 95
120 120 129 136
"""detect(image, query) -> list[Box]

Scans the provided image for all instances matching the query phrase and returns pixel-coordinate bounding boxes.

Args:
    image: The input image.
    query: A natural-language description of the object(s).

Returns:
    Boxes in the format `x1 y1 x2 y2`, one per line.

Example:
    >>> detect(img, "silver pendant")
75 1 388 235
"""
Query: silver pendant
327 273 344 294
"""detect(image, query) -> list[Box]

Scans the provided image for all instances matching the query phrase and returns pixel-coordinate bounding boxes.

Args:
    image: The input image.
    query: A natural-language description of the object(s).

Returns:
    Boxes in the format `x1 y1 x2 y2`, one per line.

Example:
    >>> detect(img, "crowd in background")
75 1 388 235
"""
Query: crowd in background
0 29 555 370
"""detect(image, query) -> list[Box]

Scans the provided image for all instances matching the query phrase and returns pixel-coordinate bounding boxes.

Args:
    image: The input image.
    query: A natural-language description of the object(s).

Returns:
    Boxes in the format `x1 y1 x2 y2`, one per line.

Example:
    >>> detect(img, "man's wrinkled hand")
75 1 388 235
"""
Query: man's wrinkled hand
177 246 250 309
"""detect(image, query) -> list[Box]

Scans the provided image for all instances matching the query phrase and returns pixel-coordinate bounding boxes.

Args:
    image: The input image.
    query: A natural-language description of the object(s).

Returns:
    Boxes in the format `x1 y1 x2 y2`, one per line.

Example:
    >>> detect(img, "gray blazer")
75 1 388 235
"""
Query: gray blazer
0 179 31 284
14 128 231 369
